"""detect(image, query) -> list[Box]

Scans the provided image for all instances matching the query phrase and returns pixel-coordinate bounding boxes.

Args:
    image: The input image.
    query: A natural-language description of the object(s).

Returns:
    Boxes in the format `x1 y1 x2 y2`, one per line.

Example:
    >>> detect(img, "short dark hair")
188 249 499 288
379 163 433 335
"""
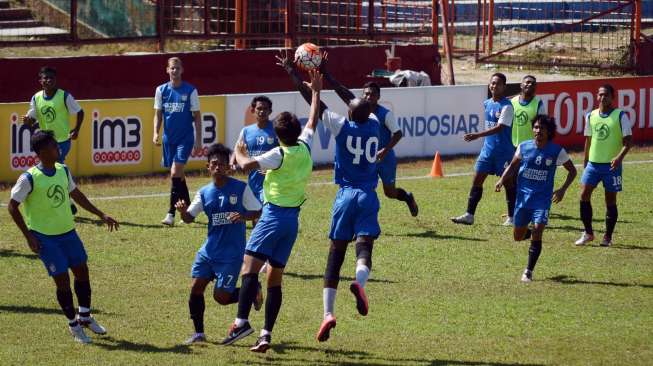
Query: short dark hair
532 114 557 141
362 82 381 95
206 143 231 162
490 72 507 85
31 130 57 154
273 112 302 145
523 75 537 83
599 84 615 97
349 98 372 123
39 66 56 77
251 96 272 110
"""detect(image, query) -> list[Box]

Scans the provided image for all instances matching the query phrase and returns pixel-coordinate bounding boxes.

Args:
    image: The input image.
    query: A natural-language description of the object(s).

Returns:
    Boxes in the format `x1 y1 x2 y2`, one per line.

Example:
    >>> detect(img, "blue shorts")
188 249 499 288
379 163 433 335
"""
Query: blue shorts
162 139 193 167
513 205 550 227
329 187 381 241
581 162 623 192
191 252 241 293
377 151 397 185
33 230 87 277
57 139 71 164
475 151 513 176
245 204 300 268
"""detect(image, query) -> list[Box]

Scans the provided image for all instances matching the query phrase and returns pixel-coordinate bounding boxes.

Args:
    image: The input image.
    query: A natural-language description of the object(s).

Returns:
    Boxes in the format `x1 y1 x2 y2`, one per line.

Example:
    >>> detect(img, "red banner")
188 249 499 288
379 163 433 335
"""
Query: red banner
537 76 653 147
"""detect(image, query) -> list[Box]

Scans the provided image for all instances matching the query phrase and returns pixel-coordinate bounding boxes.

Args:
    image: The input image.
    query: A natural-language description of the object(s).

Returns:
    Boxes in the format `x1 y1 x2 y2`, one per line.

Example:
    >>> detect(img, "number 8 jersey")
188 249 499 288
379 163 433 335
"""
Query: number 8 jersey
322 110 380 190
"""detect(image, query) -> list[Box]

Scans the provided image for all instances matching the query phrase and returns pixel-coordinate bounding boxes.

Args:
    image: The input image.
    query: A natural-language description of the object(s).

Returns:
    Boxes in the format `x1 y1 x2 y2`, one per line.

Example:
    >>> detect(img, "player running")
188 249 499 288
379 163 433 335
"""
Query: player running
495 115 577 282
220 68 322 353
7 130 118 344
320 58 418 216
175 143 263 345
452 73 516 226
575 84 633 247
153 57 202 226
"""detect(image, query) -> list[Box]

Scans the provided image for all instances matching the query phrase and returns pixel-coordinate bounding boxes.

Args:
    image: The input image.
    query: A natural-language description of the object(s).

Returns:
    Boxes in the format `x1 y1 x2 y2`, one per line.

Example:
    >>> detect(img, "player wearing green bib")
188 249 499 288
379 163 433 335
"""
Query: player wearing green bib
575 84 632 247
8 130 118 344
511 75 544 147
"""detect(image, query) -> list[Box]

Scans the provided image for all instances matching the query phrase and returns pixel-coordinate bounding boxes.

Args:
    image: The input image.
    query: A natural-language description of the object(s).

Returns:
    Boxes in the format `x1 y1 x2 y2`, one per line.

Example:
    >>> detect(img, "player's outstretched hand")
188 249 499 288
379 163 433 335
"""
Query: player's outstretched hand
275 49 294 71
494 180 503 192
175 199 188 213
227 212 244 223
102 214 119 231
304 69 323 92
26 232 41 254
552 188 566 203
318 51 329 74
21 115 35 126
192 141 202 156
236 140 249 156
463 133 478 142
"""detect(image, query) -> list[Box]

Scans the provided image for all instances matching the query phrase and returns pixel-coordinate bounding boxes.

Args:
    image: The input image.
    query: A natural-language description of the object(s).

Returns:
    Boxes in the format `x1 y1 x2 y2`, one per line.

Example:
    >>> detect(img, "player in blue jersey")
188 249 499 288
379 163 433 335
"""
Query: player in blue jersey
153 57 202 226
452 73 517 226
175 143 263 345
8 130 119 344
320 59 418 216
220 68 321 353
495 115 577 282
231 96 279 205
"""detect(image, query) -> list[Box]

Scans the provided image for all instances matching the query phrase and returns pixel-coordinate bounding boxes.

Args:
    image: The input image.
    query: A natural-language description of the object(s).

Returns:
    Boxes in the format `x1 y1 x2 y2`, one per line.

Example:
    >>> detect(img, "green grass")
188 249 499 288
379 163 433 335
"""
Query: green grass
1 150 652 365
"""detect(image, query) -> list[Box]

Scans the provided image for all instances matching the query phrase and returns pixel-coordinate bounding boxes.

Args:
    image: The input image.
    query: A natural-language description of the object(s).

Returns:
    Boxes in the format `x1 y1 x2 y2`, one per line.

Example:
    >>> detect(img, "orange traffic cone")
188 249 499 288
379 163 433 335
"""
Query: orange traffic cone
429 151 444 178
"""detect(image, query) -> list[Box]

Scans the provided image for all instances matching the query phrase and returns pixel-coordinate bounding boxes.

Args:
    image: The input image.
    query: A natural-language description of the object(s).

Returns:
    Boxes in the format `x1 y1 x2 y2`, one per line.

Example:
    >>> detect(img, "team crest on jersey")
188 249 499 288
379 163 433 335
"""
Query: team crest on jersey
40 105 56 123
515 110 528 126
229 194 238 205
595 123 610 141
267 137 275 145
545 158 553 166
181 94 188 102
47 184 66 208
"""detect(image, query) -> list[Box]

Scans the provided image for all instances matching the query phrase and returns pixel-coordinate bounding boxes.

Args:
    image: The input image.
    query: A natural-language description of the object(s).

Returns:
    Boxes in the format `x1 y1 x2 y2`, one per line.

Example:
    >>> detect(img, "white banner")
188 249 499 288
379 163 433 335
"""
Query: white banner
225 85 487 164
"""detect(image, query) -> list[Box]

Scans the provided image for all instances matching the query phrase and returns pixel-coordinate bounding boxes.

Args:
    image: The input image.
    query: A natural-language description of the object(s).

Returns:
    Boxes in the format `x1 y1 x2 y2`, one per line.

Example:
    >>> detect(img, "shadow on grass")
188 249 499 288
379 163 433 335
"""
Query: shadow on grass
610 244 653 250
547 275 653 289
0 305 109 315
284 272 397 284
548 213 631 224
93 336 191 354
0 248 38 260
385 230 488 242
74 217 166 229
247 353 543 366
271 341 371 356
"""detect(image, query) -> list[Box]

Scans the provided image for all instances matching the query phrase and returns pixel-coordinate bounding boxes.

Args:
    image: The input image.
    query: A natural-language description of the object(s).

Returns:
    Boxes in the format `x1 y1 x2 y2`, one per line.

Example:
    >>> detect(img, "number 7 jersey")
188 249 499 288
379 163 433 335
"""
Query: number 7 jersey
322 110 380 190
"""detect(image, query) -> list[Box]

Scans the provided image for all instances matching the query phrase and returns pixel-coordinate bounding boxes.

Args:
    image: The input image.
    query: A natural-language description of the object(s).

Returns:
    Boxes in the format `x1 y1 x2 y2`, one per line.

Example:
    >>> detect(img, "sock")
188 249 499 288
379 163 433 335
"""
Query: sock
466 186 483 216
179 179 191 205
169 178 179 215
605 204 618 238
235 318 248 327
263 286 282 332
505 185 516 217
395 188 409 202
580 201 594 235
73 280 91 318
228 288 240 304
527 240 543 271
524 228 532 240
236 273 258 321
355 263 370 288
56 289 77 323
189 294 205 334
323 287 337 317
260 329 271 337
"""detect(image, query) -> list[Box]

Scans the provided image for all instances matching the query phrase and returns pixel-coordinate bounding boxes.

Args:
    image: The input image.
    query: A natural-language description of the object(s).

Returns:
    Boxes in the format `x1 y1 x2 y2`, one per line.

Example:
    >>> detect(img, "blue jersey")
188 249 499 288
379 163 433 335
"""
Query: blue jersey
324 110 380 190
480 97 514 158
155 81 198 145
196 178 249 262
373 105 392 149
239 121 279 198
516 140 567 209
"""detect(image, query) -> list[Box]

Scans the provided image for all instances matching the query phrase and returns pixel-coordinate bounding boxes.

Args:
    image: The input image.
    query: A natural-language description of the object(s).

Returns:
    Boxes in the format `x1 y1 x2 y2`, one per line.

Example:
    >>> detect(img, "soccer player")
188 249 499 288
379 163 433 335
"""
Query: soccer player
575 84 632 247
7 130 119 344
153 57 202 226
230 96 279 205
452 73 516 226
175 143 263 345
495 115 577 282
511 75 544 147
320 59 418 216
220 68 321 353
22 66 84 214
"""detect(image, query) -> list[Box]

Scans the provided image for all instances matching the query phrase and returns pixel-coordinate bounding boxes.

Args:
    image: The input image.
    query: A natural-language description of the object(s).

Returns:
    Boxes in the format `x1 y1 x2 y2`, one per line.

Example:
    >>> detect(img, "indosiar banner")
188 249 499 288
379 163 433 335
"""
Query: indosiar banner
0 96 225 183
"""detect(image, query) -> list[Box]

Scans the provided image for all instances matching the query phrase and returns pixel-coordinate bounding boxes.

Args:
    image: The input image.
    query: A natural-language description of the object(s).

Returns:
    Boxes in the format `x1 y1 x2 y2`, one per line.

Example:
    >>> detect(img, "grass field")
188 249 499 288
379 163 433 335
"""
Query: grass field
1 150 652 366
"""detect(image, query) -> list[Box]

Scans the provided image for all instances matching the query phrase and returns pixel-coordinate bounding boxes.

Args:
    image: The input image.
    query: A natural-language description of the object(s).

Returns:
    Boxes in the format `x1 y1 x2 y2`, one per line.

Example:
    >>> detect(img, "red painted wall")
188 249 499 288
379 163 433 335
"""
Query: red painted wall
0 45 440 103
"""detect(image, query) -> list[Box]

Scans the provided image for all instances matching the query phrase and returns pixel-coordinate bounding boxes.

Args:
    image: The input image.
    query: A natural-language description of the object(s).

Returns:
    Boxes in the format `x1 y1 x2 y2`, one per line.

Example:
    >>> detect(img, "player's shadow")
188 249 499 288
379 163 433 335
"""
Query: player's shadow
385 230 488 242
0 248 38 260
610 243 653 250
74 217 166 229
547 275 653 289
0 304 109 315
93 336 191 354
549 213 631 224
271 341 371 356
284 272 397 284
247 354 543 366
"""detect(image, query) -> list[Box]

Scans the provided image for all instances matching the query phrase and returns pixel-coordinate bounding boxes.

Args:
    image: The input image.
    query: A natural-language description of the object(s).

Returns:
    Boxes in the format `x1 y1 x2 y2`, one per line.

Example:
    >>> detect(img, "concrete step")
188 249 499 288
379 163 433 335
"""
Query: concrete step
0 8 32 21
0 1 11 10
0 19 43 29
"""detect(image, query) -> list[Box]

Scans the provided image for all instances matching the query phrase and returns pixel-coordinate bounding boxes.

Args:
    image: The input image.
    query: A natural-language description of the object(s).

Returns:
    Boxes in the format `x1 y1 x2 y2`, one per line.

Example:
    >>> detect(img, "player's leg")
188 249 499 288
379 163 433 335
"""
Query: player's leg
318 239 348 342
522 222 545 283
250 262 284 353
186 277 210 344
600 164 622 246
52 271 91 344
576 163 601 245
503 174 517 226
379 154 418 217
452 171 489 225
351 237 373 316
513 206 532 241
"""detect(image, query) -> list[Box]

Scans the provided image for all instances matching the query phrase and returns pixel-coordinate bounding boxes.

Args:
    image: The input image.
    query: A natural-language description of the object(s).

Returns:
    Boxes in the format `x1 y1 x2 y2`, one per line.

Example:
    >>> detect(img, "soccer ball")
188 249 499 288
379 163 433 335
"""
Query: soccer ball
295 43 322 71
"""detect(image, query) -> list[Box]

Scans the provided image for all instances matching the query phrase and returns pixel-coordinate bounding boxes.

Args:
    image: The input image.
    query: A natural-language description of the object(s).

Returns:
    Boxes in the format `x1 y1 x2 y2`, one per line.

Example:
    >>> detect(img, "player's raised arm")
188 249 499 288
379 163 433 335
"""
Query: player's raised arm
276 49 328 114
303 69 323 132
319 52 355 105
234 140 260 171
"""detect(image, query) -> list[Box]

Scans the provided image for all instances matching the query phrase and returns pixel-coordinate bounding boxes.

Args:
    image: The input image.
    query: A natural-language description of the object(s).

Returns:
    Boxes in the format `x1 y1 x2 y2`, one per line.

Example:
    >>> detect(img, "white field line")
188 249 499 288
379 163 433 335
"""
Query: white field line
1 160 652 206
